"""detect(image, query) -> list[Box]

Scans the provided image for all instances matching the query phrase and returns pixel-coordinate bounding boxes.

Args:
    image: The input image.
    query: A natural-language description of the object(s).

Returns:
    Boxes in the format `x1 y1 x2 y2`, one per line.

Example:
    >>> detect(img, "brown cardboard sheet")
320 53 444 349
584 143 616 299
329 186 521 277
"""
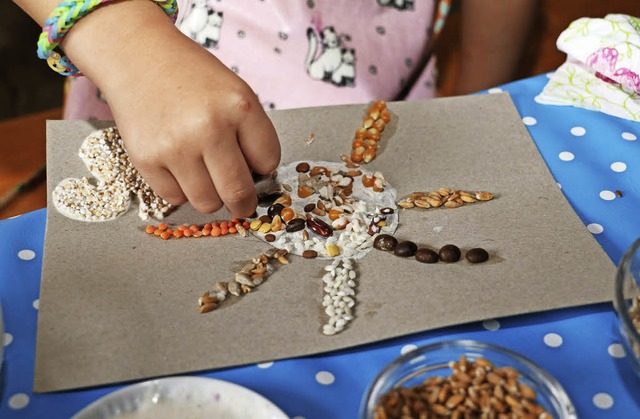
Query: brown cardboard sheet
34 93 615 392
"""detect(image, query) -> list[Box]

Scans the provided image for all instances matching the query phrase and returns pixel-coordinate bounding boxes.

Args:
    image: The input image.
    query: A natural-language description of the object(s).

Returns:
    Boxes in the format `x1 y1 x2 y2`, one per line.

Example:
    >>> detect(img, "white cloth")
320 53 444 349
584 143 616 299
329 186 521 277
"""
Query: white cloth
536 14 640 121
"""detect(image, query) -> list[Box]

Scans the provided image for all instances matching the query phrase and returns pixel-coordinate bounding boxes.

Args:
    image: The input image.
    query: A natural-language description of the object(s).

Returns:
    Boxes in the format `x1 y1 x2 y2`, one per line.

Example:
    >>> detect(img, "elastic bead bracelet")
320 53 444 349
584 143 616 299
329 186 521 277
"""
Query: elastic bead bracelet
37 0 179 76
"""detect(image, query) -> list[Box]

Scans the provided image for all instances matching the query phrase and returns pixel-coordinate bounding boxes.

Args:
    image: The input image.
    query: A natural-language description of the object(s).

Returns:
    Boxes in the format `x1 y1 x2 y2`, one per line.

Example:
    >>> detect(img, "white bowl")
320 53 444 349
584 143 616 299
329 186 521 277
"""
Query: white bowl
72 376 288 419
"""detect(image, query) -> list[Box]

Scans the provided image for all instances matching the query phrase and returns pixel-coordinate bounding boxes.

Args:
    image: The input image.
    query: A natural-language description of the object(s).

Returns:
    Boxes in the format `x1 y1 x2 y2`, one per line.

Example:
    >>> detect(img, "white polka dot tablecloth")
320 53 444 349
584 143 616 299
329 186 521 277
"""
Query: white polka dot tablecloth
1 75 639 418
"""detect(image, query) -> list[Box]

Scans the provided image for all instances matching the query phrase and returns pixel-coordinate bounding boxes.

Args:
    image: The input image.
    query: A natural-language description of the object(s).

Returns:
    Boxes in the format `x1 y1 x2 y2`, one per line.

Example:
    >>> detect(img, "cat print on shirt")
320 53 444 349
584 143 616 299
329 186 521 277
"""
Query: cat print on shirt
377 0 414 10
305 26 356 87
179 0 224 49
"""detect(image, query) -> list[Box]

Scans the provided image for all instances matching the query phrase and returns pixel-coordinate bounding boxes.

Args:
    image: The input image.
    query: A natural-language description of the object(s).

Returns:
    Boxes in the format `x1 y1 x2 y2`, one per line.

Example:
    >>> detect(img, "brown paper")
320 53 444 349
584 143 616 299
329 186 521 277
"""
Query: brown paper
34 93 615 392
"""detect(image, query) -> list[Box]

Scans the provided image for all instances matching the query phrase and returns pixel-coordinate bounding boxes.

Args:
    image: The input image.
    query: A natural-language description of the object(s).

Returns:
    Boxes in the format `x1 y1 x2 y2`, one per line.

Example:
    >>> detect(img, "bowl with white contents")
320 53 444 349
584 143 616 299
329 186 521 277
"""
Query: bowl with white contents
360 340 576 419
72 376 288 419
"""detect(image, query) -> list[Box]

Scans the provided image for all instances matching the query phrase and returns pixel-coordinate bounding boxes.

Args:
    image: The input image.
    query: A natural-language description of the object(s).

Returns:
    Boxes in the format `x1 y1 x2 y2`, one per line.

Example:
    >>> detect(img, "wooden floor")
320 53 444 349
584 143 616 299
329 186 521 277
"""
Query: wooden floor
0 1 638 219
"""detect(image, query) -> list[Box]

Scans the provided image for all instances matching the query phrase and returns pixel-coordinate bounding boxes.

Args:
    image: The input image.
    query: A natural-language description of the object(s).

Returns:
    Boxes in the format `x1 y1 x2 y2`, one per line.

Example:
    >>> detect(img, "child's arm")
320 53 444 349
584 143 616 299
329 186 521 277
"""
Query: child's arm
14 0 280 217
455 0 538 95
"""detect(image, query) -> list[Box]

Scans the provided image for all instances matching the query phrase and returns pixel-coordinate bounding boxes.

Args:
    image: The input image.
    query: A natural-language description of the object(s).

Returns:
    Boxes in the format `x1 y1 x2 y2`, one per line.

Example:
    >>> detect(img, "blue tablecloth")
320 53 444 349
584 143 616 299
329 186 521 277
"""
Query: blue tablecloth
1 74 639 418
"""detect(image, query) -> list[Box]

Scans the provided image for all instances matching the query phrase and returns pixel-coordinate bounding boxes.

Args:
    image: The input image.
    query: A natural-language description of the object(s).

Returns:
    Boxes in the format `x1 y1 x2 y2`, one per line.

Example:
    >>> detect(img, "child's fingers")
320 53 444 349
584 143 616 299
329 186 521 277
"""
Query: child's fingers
139 166 188 207
204 135 257 218
236 107 280 175
169 159 223 214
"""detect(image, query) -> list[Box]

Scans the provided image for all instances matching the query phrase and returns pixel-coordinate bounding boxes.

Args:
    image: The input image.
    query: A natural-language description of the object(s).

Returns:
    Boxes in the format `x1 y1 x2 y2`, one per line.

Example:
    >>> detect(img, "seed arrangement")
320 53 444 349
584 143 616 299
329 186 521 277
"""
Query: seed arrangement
197 248 290 313
374 355 552 419
347 100 390 165
373 234 490 264
398 189 494 210
52 127 173 222
145 218 249 239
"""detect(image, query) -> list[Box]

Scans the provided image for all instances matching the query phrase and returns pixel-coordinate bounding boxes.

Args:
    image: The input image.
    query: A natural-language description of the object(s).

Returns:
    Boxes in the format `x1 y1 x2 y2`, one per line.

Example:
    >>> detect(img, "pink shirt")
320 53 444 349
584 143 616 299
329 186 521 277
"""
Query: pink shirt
64 0 441 119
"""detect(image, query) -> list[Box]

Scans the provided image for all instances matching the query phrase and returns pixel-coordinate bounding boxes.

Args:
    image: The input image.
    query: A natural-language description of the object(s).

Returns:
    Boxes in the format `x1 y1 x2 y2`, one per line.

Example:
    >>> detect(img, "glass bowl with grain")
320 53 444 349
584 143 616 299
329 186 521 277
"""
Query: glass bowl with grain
359 339 576 419
613 238 640 379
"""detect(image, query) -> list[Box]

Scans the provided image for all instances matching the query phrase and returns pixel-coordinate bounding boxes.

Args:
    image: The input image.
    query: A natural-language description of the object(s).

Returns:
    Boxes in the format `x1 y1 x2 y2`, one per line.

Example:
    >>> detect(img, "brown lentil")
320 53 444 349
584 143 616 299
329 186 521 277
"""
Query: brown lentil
264 233 276 242
415 248 439 263
296 162 310 173
394 241 418 257
302 249 318 259
439 244 461 263
466 247 489 263
373 234 398 251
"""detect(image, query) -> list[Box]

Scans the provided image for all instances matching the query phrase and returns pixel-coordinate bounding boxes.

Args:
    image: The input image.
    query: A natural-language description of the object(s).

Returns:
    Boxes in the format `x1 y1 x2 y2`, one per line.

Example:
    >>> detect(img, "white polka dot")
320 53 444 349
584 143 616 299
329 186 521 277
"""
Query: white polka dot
33 299 39 310
570 126 586 136
544 333 563 348
558 151 574 161
401 344 418 355
432 226 443 233
522 116 537 126
599 190 616 201
593 392 614 409
8 393 30 409
621 132 637 141
4 332 13 346
488 88 503 94
587 223 604 234
17 249 36 260
482 319 501 331
256 362 273 369
315 371 335 385
557 183 562 189
608 343 626 358
611 162 627 172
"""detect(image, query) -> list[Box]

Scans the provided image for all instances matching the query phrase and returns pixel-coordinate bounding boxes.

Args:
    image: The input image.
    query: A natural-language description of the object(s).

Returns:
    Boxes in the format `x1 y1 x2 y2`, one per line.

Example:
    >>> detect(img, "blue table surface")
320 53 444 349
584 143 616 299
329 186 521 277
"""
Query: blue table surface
1 74 639 418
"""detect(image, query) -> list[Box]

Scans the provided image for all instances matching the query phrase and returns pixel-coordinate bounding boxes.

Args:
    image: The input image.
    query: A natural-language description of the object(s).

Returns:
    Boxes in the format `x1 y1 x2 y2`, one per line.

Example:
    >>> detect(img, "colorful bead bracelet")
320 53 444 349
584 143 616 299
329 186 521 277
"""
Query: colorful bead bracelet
37 0 179 76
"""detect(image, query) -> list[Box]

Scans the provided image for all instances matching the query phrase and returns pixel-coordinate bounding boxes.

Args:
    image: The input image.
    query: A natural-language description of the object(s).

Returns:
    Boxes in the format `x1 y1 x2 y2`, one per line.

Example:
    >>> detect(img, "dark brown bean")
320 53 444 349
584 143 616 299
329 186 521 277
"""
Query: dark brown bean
296 162 310 173
394 241 417 257
380 207 395 215
259 215 272 224
373 234 398 251
307 217 333 237
264 234 276 242
439 244 461 263
466 248 489 263
268 203 285 219
304 203 316 212
285 217 306 233
302 250 318 259
415 248 439 263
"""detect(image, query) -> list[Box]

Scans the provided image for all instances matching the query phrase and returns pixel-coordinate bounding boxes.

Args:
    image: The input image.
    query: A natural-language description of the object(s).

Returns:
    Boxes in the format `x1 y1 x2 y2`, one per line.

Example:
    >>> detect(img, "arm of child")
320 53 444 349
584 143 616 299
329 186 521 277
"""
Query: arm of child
455 0 538 95
13 0 280 217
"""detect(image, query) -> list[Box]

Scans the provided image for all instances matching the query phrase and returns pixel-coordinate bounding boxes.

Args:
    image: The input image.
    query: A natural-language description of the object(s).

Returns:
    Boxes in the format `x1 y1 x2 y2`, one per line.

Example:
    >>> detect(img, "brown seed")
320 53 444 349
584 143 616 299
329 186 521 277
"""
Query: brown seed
259 215 272 224
285 217 306 232
415 248 439 263
373 234 398 251
394 241 417 257
265 233 276 242
307 217 333 237
199 302 217 313
439 244 461 263
296 162 310 173
297 185 315 198
302 249 318 259
304 203 316 212
268 203 285 219
466 248 489 263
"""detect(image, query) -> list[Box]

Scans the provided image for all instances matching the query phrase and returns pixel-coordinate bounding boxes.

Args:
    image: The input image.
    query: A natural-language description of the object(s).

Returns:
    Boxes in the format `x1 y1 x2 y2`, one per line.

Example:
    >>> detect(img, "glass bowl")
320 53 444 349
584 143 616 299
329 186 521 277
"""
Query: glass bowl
613 238 640 379
360 339 576 419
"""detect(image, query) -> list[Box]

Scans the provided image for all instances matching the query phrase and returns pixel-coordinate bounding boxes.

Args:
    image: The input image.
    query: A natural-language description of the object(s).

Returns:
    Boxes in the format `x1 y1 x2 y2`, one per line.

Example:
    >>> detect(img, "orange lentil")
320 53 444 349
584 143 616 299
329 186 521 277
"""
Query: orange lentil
203 223 212 230
183 229 193 237
160 231 171 240
220 221 229 230
189 224 199 232
165 229 173 235
202 228 211 236
220 227 229 235
231 217 240 225
178 225 188 231
229 226 237 234
173 229 184 238
193 231 203 238
242 221 250 229
280 207 295 222
145 225 157 234
154 229 162 236
210 226 221 237
158 223 168 231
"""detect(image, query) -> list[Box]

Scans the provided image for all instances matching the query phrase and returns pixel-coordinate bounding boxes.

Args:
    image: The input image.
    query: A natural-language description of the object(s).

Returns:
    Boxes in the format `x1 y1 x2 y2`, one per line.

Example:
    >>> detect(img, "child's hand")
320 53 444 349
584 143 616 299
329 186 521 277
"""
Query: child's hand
61 1 280 217
107 41 280 217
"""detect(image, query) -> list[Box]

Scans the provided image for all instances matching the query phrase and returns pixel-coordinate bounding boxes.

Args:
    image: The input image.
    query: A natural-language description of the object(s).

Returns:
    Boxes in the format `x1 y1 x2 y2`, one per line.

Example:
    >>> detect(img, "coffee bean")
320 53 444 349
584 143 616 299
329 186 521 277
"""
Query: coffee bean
302 249 318 259
285 217 306 232
259 215 272 224
466 248 489 263
264 233 276 242
373 234 398 251
304 203 316 212
268 203 285 219
439 244 461 263
415 248 439 263
394 241 417 257
296 162 310 173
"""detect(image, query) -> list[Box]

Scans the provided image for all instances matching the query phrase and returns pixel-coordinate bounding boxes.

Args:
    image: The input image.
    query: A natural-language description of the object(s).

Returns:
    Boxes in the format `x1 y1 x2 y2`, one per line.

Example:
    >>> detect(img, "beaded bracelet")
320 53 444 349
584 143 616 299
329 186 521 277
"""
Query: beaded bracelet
37 0 179 76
